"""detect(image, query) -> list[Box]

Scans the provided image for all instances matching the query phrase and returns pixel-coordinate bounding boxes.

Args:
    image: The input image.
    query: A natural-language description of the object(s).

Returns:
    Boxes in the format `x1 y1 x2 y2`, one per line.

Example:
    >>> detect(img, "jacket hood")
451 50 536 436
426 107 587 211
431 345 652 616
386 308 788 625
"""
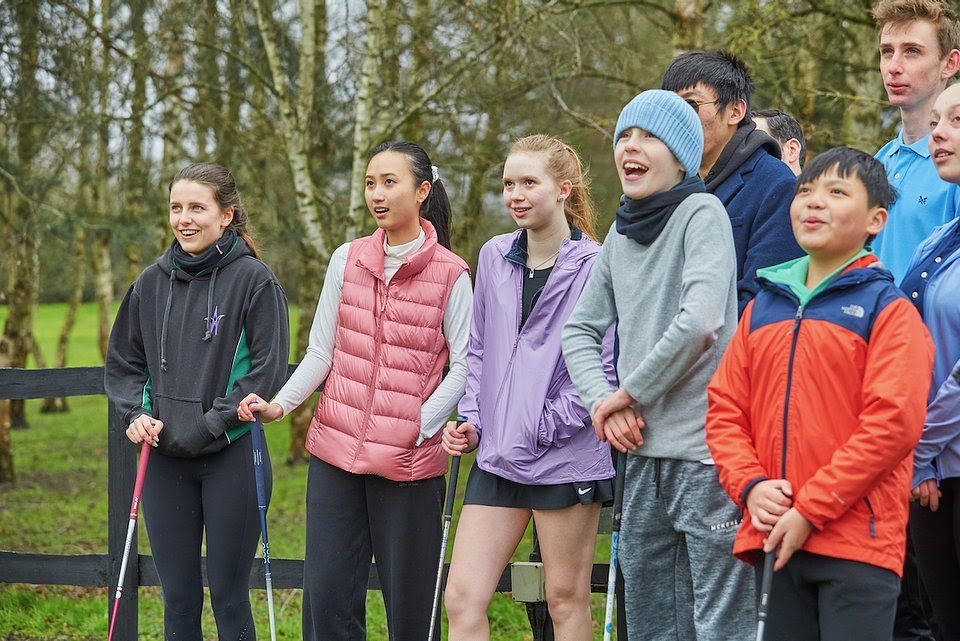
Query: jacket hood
157 234 251 278
705 119 782 191
155 235 253 371
757 252 892 306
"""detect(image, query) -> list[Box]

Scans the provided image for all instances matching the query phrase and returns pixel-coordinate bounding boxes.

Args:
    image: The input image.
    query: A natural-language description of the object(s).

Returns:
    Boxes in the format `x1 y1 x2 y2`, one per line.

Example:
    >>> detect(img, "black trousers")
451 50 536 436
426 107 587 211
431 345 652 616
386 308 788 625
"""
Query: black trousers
756 550 900 641
142 431 270 641
912 477 960 641
302 456 445 641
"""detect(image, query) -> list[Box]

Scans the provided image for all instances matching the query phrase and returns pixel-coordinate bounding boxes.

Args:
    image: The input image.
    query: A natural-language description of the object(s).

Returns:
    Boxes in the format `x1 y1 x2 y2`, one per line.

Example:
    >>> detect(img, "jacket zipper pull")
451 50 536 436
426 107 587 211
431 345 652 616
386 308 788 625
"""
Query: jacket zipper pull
381 285 389 313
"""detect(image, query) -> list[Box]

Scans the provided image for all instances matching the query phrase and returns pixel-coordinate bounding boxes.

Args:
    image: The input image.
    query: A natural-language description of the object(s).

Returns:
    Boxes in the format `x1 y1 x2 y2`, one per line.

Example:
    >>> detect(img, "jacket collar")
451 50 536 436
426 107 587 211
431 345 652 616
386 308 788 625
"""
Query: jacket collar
501 227 584 267
885 129 932 159
758 251 890 305
355 218 440 282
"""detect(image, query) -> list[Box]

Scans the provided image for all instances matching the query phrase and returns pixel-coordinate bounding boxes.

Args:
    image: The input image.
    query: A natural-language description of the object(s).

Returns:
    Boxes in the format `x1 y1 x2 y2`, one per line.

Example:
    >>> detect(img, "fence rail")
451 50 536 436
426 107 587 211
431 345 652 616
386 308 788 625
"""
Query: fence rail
0 366 624 640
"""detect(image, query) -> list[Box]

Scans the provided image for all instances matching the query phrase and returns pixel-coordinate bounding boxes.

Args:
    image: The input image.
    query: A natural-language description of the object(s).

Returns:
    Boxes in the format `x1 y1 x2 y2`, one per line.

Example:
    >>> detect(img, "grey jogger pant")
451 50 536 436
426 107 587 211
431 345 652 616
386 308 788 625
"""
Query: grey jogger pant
619 456 755 641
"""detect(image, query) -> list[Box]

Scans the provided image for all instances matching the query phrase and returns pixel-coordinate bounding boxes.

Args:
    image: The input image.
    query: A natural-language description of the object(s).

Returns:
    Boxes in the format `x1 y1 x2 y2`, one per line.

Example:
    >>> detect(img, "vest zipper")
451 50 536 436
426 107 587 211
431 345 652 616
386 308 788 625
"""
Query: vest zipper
781 305 804 478
351 280 388 469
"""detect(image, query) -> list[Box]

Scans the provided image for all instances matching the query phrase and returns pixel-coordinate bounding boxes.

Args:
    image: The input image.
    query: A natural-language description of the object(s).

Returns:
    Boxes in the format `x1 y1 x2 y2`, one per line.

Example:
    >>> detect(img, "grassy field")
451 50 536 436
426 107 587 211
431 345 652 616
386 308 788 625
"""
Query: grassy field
0 303 616 640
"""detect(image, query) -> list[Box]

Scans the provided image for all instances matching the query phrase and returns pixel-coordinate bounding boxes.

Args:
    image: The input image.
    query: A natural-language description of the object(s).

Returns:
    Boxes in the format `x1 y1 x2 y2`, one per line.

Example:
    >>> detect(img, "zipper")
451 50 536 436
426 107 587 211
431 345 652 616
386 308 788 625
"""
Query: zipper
490 249 565 429
780 304 804 478
491 267 526 415
350 279 387 468
863 497 877 538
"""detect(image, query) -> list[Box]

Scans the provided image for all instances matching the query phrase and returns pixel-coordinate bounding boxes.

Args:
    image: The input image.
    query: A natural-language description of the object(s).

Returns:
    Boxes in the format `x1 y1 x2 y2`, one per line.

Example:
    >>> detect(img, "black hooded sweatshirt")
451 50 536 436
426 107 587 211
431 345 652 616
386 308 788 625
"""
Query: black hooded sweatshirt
105 236 290 458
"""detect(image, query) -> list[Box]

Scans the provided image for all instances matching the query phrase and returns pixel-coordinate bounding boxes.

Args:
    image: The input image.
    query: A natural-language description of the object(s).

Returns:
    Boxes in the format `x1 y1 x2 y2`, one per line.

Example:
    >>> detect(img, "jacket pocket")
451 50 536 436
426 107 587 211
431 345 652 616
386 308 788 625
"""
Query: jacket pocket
862 497 877 538
154 394 225 458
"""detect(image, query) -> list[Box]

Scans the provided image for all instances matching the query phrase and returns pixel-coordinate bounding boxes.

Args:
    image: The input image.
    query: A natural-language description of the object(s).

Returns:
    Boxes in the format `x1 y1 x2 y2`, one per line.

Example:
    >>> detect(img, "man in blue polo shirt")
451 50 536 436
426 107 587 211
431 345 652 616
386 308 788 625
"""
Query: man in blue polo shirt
872 4 960 639
873 0 960 284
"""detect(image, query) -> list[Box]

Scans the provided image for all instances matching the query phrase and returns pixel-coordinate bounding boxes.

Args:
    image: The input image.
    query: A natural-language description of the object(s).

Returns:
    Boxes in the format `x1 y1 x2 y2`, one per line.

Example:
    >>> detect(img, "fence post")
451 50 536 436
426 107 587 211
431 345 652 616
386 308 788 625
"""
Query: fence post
107 400 139 641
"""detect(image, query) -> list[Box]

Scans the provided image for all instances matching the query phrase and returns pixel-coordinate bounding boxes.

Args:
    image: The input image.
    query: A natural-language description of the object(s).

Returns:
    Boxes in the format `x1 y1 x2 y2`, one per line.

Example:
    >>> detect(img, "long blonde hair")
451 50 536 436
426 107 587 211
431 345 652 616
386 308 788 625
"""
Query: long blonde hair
508 135 597 240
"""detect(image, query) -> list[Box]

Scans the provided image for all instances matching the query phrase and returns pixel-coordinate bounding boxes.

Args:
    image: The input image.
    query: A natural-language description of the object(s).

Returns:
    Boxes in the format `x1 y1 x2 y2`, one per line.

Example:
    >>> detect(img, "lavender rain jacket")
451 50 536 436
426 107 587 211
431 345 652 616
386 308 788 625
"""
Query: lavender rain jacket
458 229 617 485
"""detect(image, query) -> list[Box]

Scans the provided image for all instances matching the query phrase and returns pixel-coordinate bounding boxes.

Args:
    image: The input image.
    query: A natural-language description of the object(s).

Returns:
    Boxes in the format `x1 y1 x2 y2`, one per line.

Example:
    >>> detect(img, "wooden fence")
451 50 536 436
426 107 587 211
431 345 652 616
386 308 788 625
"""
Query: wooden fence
0 366 624 640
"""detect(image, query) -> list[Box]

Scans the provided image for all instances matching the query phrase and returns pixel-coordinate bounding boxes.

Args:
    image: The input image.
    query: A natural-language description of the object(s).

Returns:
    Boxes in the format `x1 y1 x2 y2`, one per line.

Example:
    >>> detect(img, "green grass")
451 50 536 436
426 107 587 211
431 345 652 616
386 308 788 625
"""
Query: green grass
0 302 616 639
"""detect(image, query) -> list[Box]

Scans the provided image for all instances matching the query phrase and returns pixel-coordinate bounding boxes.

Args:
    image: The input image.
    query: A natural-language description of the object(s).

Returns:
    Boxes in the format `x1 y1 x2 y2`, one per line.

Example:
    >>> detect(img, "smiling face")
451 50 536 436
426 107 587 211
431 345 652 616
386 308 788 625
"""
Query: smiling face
790 167 887 262
169 180 234 256
929 83 960 183
502 151 571 232
879 20 956 111
614 128 684 200
364 150 431 239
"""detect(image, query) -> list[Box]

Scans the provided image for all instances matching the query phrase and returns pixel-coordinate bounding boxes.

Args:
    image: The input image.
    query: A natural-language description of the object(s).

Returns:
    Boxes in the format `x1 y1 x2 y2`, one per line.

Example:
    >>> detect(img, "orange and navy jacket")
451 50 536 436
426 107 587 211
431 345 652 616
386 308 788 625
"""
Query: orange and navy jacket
706 254 934 576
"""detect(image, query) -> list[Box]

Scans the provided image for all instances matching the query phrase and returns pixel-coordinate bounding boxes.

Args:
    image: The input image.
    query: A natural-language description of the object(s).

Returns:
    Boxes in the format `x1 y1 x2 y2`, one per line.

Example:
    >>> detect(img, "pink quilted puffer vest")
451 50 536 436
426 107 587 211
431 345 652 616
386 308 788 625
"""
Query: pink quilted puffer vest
305 220 468 481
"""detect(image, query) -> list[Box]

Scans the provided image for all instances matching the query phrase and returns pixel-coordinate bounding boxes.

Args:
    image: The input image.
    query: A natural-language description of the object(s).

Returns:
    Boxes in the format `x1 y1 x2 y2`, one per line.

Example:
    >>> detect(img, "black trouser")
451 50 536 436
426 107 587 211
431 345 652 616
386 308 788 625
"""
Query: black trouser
142 431 270 641
913 477 960 641
755 550 900 641
302 456 445 641
894 524 936 641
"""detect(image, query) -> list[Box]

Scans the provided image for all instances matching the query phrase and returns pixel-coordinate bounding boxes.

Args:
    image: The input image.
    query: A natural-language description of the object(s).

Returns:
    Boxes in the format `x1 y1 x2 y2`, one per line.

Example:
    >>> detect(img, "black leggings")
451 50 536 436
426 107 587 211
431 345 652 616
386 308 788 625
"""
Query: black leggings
302 456 445 641
141 431 271 641
912 477 960 641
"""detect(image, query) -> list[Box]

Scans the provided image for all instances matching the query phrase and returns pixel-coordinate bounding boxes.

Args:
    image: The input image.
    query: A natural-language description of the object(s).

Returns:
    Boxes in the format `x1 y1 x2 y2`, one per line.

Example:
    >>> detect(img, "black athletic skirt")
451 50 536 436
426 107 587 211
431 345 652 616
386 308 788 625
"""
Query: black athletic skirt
463 465 614 510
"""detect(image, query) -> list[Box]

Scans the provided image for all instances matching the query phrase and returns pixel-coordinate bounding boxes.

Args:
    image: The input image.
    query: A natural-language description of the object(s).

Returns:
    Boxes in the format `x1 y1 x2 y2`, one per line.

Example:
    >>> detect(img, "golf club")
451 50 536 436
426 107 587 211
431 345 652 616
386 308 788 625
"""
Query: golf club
107 440 151 641
427 416 465 641
756 549 775 641
250 412 277 641
602 449 627 641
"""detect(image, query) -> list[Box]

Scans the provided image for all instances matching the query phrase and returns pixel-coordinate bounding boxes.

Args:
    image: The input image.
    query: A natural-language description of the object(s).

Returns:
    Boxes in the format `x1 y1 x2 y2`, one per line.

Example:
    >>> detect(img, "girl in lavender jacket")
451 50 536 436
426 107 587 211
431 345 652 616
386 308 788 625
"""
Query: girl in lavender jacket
442 135 617 640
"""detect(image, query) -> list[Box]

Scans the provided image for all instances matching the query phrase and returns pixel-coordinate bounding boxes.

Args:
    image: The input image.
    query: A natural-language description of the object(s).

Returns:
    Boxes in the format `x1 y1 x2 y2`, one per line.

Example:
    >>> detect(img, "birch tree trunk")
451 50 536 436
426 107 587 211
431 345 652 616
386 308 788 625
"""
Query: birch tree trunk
346 0 385 234
252 0 332 463
673 0 704 53
124 0 149 285
92 0 114 361
160 0 185 251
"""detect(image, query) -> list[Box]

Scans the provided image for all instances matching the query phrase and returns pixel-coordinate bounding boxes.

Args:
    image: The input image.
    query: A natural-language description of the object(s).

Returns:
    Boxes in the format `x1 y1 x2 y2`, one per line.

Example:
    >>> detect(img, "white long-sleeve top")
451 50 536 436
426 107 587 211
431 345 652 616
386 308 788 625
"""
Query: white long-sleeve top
273 230 473 444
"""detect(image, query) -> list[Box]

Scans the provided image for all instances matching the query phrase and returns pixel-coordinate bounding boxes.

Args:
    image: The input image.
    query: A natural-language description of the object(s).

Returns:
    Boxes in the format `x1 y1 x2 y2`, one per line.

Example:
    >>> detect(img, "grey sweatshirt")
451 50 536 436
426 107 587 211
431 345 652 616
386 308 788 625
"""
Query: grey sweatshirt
562 192 737 461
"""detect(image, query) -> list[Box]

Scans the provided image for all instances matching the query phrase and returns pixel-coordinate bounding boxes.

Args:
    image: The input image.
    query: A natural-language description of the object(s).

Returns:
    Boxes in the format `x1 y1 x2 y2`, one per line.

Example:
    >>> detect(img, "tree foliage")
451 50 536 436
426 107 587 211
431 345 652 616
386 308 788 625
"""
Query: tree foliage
0 0 896 469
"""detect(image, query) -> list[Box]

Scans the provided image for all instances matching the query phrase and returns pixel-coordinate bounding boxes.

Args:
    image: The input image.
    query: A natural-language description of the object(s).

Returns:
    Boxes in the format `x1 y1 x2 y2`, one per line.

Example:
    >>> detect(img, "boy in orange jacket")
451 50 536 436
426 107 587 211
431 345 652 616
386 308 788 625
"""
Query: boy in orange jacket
706 146 934 641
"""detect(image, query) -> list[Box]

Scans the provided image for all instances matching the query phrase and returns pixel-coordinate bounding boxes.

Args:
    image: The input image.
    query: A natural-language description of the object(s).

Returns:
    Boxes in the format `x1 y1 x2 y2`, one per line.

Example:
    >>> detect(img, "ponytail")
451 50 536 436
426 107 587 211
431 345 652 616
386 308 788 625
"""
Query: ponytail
508 135 597 240
370 140 452 249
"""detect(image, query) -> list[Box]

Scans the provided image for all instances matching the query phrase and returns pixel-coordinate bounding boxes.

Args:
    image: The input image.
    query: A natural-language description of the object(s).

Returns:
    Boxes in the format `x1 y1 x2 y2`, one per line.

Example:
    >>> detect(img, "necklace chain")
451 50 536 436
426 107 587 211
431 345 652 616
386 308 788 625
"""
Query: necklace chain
528 249 560 278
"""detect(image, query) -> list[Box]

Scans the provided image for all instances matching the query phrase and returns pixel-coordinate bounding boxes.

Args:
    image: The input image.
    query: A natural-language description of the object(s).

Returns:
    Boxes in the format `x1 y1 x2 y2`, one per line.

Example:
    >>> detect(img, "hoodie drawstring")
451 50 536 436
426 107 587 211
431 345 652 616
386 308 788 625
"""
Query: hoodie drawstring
160 270 175 371
202 266 219 341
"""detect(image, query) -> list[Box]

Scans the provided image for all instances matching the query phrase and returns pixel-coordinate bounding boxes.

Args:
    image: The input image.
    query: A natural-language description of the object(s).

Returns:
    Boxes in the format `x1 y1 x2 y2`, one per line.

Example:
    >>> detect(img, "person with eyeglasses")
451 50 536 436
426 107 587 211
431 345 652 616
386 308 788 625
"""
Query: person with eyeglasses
662 51 802 316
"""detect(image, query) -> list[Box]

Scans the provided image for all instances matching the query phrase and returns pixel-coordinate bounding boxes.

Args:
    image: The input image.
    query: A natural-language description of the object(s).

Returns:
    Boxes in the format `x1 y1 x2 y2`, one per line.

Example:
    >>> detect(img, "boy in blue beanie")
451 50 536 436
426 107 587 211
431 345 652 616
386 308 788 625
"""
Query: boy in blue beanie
563 90 754 639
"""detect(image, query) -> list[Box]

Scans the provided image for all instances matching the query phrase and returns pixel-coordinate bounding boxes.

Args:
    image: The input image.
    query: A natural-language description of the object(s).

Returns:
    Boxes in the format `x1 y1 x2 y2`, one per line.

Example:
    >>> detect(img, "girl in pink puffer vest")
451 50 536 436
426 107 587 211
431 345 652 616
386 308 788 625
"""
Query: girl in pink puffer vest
238 141 472 641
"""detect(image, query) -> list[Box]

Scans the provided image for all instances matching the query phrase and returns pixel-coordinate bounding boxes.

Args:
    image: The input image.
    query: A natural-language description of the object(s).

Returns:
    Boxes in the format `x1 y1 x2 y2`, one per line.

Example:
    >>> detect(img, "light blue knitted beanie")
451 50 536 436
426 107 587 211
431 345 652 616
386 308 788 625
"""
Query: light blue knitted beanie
614 89 704 178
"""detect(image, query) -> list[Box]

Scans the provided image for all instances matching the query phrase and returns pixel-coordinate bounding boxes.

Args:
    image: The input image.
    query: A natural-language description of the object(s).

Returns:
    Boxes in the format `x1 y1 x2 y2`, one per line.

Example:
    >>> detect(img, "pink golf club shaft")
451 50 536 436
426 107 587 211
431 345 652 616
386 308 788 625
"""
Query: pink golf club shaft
108 441 151 641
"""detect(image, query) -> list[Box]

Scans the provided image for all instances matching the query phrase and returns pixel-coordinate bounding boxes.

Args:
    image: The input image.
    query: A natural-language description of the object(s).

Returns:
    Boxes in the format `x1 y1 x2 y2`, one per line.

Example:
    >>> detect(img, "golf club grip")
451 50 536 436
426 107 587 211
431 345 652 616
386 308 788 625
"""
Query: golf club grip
444 456 460 520
130 441 150 518
250 414 268 506
612 450 627 532
757 549 775 641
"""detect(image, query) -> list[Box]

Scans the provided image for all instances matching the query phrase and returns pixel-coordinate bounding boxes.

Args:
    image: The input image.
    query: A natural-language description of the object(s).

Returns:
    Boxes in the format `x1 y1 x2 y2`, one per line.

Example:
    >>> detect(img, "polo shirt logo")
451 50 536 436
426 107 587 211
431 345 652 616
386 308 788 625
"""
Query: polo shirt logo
918 195 928 205
841 304 865 318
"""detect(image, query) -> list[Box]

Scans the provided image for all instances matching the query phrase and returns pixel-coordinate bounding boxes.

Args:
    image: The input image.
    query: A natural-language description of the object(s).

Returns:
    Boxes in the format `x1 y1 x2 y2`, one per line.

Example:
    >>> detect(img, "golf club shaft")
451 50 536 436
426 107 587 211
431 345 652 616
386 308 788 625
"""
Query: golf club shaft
251 414 277 641
108 441 151 641
602 450 628 641
756 549 775 641
428 430 463 641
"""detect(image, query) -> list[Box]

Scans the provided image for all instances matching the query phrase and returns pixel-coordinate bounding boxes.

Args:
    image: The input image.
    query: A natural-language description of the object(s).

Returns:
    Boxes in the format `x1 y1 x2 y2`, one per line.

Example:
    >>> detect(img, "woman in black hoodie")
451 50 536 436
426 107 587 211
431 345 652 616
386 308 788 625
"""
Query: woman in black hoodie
105 163 290 640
